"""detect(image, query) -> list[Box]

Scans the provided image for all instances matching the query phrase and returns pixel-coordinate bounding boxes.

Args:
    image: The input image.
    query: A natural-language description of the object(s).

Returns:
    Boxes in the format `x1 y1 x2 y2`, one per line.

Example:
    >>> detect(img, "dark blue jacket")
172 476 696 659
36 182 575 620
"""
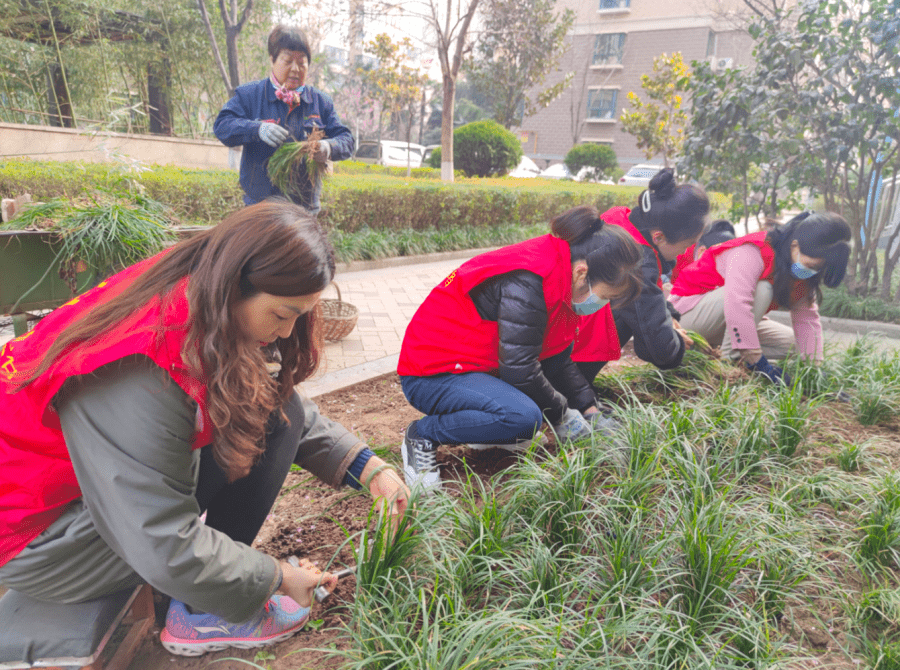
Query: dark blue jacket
213 79 354 212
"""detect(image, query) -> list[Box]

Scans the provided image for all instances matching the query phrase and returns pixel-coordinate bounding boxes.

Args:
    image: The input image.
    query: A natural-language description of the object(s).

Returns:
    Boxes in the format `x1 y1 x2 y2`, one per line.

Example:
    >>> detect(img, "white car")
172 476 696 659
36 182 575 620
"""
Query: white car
508 156 542 178
618 163 665 187
354 140 426 168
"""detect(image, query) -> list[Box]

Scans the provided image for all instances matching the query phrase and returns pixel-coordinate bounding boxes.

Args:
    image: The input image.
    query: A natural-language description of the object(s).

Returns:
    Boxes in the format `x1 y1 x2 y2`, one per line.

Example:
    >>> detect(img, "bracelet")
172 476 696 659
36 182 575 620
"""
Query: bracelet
362 463 393 490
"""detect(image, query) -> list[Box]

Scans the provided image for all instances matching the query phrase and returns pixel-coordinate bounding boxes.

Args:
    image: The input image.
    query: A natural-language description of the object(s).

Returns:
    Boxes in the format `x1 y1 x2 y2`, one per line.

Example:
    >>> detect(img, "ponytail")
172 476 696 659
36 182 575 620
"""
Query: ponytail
630 168 709 244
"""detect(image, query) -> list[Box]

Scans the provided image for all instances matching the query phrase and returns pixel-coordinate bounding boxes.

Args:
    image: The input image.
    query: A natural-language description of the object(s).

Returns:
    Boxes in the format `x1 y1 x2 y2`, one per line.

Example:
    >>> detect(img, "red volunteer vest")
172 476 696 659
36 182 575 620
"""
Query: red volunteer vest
0 252 213 566
670 244 695 282
570 206 662 363
670 232 775 298
397 235 579 377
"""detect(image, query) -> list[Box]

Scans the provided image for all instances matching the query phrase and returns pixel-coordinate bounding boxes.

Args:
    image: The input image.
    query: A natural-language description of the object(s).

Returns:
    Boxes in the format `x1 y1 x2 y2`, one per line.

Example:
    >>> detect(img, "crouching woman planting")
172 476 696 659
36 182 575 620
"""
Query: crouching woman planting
397 205 643 492
0 200 408 656
670 211 852 385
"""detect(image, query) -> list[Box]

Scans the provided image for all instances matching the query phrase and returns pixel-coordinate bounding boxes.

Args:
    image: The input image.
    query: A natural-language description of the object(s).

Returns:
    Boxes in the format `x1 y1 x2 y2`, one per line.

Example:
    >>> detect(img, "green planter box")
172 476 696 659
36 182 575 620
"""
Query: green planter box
1 231 92 334
1 227 207 336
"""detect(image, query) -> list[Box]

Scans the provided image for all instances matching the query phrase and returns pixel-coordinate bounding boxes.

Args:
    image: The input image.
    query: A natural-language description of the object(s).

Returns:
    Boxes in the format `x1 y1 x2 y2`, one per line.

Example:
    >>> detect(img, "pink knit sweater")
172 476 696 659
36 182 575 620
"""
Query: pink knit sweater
670 244 823 360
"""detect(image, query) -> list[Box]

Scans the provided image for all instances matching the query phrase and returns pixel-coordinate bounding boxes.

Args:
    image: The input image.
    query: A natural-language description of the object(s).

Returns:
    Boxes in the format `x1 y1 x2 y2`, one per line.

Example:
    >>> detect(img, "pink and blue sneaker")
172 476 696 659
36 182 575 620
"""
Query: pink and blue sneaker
160 595 310 656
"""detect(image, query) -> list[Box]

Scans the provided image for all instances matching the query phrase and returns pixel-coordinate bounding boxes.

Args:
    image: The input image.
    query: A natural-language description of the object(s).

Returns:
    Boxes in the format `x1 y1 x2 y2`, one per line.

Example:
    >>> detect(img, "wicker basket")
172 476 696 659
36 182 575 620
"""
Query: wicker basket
320 282 359 341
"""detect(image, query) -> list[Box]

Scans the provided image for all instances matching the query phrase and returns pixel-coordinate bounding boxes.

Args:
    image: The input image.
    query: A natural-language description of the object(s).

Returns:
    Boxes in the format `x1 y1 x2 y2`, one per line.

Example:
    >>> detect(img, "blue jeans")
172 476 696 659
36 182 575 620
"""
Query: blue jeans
400 373 544 445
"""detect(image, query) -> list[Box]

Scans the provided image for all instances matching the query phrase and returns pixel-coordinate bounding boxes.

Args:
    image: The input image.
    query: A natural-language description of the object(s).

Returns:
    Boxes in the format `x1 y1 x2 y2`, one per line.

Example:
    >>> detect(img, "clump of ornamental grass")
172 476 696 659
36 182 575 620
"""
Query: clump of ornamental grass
267 126 327 199
0 199 68 230
853 379 898 426
834 439 867 473
684 329 719 358
769 382 813 458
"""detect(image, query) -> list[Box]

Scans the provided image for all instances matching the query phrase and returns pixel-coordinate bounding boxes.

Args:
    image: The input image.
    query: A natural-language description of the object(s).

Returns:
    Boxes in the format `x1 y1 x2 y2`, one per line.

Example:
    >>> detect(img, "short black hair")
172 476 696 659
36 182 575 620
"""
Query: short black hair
268 24 311 63
698 219 736 250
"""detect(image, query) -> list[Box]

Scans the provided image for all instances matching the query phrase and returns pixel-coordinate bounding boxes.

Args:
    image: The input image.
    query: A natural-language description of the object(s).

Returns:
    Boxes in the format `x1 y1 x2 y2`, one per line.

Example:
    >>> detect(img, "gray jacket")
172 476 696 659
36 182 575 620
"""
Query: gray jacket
0 356 362 622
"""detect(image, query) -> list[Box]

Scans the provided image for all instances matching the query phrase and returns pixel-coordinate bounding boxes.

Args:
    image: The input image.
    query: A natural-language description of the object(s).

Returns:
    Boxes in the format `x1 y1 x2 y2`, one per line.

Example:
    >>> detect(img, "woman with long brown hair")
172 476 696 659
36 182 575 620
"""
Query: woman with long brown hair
0 200 408 656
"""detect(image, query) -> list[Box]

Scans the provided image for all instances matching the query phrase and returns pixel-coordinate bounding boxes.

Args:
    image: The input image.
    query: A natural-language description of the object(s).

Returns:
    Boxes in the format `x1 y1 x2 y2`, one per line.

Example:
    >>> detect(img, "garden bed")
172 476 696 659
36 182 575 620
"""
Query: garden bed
123 339 900 670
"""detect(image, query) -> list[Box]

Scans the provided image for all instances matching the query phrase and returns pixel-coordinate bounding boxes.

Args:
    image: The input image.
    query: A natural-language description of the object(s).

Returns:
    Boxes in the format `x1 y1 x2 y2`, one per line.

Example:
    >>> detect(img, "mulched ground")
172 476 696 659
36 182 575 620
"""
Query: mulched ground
126 344 900 669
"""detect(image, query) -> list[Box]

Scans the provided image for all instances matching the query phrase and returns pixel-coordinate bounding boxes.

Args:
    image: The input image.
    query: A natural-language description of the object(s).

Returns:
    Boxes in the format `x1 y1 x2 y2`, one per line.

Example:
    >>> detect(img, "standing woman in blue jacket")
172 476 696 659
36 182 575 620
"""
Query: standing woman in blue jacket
214 25 355 215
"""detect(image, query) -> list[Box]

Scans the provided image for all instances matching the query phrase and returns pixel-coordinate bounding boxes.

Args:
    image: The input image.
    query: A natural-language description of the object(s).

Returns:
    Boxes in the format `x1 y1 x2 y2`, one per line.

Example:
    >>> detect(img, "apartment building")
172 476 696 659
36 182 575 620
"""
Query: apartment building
517 0 755 169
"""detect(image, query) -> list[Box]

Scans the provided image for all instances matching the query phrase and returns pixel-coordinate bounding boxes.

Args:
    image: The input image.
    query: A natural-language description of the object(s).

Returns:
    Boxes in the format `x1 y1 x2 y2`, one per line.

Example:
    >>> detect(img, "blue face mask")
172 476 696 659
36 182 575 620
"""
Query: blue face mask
790 262 819 280
572 291 610 316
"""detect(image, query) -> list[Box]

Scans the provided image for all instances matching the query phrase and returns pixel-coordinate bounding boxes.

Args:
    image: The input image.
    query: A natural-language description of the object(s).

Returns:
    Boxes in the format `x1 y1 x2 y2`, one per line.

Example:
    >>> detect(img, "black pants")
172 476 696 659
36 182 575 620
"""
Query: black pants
196 394 306 546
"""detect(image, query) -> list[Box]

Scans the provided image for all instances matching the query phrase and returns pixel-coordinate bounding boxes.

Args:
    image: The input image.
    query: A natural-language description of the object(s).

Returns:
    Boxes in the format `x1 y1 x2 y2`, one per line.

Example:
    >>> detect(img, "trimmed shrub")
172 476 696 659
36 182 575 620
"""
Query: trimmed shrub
564 144 619 183
453 120 524 178
0 160 243 225
427 147 441 169
335 160 442 180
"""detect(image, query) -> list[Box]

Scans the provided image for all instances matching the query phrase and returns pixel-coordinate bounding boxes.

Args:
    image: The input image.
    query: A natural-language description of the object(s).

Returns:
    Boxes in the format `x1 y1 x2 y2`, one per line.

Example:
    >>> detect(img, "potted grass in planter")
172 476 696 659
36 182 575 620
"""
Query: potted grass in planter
1 194 177 334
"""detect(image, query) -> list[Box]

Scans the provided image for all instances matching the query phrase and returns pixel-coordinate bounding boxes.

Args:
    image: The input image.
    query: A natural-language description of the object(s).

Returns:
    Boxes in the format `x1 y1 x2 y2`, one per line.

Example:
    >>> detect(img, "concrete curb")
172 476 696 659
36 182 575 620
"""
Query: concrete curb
301 354 399 399
765 311 900 340
335 247 497 274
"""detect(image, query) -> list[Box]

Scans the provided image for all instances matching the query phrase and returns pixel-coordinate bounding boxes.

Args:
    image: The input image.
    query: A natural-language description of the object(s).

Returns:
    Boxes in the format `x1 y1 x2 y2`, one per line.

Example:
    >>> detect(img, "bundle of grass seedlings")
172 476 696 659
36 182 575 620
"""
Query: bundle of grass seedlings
267 127 327 200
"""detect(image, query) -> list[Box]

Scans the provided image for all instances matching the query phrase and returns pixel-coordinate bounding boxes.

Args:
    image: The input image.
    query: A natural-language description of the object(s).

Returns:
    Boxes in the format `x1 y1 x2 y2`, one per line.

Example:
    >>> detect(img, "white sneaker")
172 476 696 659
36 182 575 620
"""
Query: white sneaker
466 431 548 453
401 420 441 492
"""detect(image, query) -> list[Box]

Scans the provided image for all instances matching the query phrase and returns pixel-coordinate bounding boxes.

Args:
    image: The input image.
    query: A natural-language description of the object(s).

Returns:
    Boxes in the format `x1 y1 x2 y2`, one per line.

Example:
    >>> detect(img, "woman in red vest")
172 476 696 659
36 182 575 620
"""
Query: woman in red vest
397 205 643 491
0 201 408 656
668 219 736 284
570 168 710 387
669 211 851 384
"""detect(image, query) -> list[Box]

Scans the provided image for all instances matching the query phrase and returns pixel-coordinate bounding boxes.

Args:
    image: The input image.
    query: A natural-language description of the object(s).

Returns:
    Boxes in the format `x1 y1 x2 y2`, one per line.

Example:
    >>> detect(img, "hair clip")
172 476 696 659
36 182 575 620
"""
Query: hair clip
641 190 652 213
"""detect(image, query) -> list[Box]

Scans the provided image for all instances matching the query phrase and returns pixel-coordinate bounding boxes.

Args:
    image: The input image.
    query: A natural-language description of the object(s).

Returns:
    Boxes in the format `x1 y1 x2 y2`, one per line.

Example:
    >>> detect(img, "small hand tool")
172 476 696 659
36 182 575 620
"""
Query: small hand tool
286 556 356 602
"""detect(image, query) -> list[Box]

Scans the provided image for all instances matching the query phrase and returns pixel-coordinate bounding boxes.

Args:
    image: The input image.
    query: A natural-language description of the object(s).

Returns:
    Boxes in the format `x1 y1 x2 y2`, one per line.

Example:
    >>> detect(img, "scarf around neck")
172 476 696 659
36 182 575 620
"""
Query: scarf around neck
270 71 304 110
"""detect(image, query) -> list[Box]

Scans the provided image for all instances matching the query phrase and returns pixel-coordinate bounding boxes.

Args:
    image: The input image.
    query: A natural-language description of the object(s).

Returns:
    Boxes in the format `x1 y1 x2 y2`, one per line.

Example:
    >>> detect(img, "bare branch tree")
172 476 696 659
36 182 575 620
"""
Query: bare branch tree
197 0 233 96
197 0 254 97
423 0 482 181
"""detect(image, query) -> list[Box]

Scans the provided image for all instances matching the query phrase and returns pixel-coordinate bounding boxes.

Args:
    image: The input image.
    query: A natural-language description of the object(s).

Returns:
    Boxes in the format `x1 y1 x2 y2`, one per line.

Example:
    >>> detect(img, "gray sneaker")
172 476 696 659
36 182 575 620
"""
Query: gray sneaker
402 420 441 492
466 431 548 453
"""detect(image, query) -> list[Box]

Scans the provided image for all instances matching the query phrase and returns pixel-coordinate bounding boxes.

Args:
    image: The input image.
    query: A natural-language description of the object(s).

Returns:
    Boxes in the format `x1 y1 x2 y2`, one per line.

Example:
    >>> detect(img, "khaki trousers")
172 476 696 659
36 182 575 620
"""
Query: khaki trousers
677 282 796 361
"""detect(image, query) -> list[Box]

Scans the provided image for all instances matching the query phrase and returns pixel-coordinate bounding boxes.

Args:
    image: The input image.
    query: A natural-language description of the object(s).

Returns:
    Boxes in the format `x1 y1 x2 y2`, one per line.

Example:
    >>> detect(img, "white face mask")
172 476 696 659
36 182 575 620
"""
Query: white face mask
572 291 610 316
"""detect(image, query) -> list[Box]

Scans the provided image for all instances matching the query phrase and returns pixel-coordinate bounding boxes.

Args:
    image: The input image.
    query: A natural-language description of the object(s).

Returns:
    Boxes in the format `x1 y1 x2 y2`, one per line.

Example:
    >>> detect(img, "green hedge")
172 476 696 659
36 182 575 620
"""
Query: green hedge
0 160 640 232
320 174 636 232
334 160 444 180
0 161 244 225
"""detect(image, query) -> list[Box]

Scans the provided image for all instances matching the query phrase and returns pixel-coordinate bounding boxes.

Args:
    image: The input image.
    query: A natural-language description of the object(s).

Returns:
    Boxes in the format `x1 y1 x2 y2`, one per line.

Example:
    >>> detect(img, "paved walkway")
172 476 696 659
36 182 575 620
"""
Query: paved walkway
300 251 481 397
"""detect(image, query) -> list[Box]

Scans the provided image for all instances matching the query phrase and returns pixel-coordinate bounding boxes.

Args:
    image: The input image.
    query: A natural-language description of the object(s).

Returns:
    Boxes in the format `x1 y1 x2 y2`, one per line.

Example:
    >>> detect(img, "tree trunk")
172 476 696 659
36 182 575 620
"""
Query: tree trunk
197 0 233 97
47 61 74 128
148 59 173 136
418 87 427 145
441 75 456 182
225 27 241 91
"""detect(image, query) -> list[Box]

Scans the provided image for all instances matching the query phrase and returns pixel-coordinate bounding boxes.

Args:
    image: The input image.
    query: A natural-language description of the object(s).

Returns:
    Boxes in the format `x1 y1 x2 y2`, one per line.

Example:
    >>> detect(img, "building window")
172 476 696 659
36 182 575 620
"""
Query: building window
587 89 618 120
707 31 717 57
599 0 630 9
592 33 626 66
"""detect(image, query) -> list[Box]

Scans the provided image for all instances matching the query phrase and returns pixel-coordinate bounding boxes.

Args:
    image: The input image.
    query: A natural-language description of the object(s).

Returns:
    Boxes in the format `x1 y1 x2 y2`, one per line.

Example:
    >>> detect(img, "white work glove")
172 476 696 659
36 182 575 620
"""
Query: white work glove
586 408 621 439
553 407 592 444
258 122 290 148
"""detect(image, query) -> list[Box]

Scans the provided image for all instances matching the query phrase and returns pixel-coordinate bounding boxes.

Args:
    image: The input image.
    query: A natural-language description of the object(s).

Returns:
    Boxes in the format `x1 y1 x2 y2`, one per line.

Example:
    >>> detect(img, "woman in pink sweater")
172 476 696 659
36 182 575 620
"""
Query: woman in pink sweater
669 212 851 384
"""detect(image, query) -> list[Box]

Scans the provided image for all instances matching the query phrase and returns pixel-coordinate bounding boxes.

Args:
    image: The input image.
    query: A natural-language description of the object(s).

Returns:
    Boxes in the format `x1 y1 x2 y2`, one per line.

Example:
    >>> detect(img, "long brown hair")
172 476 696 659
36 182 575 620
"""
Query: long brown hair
23 200 335 481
